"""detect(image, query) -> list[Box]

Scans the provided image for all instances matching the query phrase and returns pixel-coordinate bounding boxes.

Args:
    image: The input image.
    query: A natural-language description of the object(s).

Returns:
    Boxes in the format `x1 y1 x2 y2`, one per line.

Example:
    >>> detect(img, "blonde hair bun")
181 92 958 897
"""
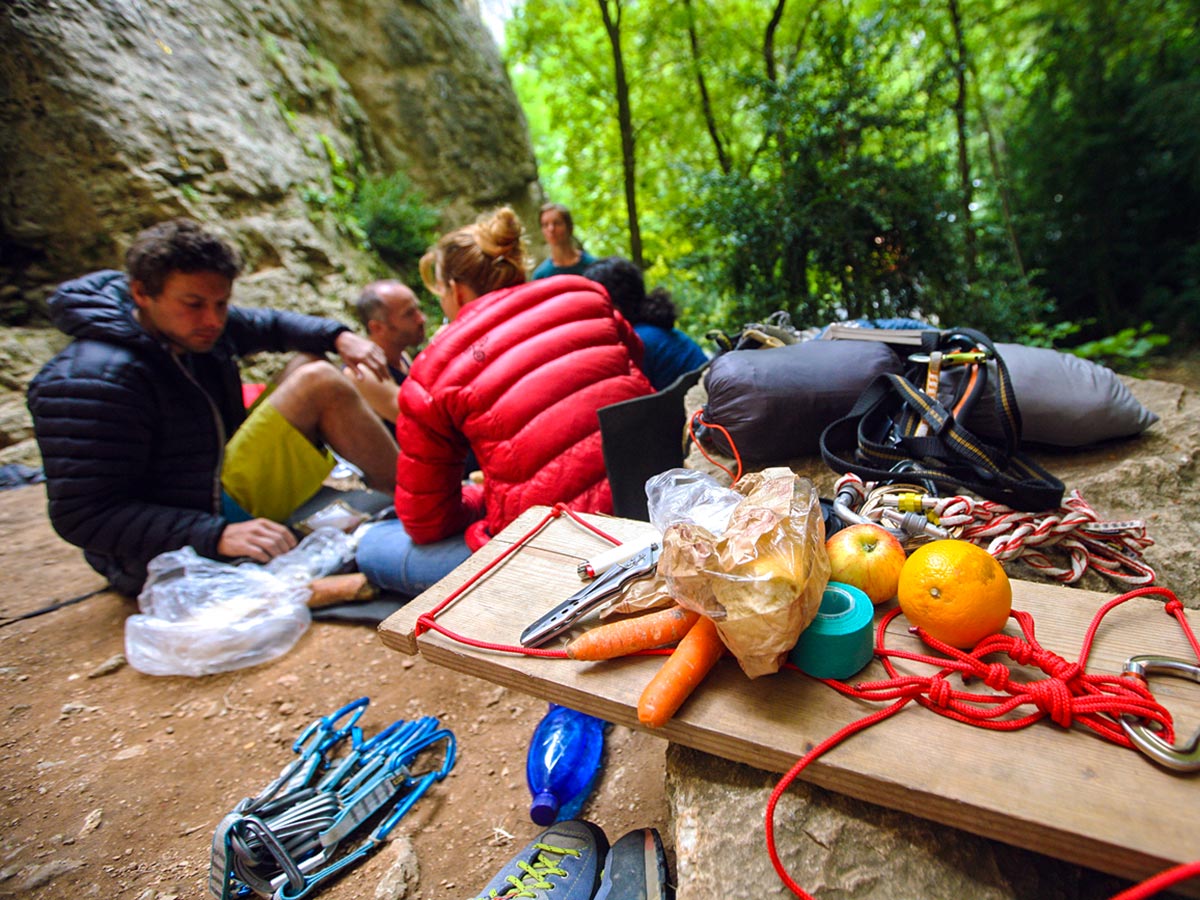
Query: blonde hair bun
475 207 527 270
425 206 530 300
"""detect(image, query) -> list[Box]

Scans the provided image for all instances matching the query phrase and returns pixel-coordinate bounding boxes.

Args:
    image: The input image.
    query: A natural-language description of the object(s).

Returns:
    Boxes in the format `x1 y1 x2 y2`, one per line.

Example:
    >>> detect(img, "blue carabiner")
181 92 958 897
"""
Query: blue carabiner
374 729 457 841
293 697 370 757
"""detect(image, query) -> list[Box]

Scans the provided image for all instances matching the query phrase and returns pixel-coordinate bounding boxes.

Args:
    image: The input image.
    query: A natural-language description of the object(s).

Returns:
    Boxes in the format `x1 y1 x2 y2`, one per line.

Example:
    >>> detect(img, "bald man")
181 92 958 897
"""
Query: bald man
348 280 428 427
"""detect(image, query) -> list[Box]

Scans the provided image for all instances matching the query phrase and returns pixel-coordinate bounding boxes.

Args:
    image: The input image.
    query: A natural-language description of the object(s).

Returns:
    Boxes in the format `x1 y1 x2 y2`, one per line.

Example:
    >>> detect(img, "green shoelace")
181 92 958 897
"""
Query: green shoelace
476 841 582 899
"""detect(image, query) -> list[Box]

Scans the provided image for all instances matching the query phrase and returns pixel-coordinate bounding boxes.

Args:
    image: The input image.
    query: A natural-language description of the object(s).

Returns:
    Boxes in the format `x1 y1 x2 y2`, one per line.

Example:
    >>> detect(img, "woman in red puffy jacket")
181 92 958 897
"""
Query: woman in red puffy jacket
355 207 654 595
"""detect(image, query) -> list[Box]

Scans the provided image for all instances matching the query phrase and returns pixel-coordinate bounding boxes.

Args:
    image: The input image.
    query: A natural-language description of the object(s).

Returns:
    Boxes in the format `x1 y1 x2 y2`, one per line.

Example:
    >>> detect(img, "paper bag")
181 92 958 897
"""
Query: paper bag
657 467 830 677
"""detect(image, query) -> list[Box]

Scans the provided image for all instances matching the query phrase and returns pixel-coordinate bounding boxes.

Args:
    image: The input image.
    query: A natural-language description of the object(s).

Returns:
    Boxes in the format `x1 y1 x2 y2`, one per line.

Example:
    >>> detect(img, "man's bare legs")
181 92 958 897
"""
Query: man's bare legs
268 358 398 494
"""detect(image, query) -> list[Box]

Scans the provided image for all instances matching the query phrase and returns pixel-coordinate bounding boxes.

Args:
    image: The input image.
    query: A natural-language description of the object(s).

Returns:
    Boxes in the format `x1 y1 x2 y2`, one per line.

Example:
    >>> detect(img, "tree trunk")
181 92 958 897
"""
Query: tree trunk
947 0 976 282
764 0 787 84
684 0 731 175
969 56 1026 278
598 0 642 267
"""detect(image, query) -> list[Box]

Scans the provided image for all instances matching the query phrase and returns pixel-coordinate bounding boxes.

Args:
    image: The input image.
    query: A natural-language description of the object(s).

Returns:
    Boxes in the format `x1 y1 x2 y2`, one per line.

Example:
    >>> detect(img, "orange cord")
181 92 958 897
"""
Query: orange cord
688 409 743 484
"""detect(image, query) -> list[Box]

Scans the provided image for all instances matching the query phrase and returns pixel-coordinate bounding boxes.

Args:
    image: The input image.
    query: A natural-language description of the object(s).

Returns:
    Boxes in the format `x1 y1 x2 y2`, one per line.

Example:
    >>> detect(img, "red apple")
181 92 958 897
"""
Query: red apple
825 523 906 605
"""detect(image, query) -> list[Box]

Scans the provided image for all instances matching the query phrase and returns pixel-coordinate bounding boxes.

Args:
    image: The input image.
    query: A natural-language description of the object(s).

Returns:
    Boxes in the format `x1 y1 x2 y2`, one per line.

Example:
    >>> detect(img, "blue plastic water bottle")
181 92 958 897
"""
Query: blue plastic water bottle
525 704 606 825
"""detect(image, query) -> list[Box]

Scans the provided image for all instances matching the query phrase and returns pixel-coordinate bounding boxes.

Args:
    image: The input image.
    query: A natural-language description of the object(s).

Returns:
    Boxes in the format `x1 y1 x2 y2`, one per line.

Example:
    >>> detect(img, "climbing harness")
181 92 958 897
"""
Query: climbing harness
820 328 1066 511
208 697 455 900
832 472 1156 586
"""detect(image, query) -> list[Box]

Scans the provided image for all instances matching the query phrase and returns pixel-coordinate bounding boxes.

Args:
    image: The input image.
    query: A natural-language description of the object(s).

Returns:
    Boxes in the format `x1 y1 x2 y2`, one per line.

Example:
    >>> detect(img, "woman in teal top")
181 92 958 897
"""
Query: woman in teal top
532 203 597 279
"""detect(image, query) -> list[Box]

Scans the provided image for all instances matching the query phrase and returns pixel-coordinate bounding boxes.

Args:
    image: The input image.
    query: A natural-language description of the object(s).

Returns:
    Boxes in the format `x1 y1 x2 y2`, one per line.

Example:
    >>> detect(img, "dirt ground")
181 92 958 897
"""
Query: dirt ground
0 486 670 899
4 353 1197 900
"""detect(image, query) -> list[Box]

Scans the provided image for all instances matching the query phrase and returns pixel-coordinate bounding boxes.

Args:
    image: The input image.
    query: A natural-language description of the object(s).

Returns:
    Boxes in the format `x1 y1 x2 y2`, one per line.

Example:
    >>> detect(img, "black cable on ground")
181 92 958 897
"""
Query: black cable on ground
0 586 110 629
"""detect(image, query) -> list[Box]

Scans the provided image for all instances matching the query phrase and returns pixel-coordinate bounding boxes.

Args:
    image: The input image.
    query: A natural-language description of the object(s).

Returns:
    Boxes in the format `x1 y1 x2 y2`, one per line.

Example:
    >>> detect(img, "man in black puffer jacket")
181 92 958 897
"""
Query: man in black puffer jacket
27 218 398 596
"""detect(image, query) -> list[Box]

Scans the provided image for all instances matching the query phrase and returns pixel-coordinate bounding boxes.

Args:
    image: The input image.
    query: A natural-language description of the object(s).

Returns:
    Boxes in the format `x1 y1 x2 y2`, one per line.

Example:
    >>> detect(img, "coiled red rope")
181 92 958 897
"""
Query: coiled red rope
765 585 1200 899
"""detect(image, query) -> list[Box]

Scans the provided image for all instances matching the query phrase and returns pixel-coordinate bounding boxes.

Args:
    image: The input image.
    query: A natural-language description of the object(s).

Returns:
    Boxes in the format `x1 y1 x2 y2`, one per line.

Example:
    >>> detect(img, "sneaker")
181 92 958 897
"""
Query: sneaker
592 828 672 900
471 819 609 900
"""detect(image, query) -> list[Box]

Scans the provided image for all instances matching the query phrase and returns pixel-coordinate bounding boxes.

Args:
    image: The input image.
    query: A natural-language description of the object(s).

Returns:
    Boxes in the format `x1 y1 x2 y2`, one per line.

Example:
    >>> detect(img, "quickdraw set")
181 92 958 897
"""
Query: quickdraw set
831 472 1156 586
208 698 455 900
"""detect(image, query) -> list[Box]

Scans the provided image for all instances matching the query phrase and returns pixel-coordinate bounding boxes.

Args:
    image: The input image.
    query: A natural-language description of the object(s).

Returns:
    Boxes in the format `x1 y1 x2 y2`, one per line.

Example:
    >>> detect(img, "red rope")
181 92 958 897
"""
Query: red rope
412 503 622 657
764 585 1200 899
1109 861 1200 900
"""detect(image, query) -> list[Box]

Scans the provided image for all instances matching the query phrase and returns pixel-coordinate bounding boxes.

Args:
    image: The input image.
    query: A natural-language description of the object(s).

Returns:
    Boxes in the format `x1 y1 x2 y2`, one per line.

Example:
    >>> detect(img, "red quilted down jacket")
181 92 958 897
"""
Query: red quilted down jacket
394 275 654 546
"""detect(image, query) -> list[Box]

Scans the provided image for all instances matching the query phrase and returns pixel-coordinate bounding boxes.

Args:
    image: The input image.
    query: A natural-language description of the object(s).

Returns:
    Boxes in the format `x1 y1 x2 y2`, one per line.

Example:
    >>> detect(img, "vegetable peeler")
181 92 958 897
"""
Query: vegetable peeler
520 543 660 648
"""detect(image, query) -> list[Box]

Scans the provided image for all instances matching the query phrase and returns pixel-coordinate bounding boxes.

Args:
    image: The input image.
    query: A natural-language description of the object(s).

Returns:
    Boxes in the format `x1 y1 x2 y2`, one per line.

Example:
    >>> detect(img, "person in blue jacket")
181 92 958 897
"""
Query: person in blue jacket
584 256 708 390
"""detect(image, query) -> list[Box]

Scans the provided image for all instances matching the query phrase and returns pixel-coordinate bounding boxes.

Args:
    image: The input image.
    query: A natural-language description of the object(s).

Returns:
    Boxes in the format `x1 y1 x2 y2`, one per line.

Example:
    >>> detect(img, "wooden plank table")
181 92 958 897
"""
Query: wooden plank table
379 506 1200 894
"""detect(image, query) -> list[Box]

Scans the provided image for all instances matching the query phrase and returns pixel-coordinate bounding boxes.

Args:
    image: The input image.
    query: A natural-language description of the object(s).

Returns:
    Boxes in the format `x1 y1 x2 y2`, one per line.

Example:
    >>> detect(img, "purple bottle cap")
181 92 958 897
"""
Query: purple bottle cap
530 791 559 826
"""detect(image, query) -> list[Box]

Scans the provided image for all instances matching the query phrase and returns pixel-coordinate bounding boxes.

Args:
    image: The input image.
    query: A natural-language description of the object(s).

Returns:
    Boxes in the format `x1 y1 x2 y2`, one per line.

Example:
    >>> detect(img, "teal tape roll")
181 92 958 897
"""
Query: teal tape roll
788 581 875 680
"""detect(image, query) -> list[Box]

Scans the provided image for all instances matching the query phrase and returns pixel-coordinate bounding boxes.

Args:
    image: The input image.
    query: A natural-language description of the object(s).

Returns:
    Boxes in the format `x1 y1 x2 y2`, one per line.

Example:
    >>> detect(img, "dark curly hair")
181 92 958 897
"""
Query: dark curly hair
125 218 243 296
583 256 678 329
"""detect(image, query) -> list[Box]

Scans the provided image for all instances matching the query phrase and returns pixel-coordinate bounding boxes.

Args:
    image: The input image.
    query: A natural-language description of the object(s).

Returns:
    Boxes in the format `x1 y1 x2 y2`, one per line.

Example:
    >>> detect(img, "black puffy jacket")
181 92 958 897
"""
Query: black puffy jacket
26 270 349 596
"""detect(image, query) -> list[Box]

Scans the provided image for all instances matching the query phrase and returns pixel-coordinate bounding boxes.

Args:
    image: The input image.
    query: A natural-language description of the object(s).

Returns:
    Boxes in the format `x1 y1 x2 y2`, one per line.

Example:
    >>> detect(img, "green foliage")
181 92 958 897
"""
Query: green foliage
1006 0 1200 344
1020 319 1082 349
506 0 1198 354
300 133 367 247
1021 317 1169 372
682 9 970 329
1072 322 1170 373
352 174 441 284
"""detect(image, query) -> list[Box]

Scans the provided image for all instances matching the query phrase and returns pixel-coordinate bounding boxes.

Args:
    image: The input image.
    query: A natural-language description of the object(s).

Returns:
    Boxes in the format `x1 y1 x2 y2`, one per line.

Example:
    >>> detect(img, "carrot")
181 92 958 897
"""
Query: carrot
566 606 700 661
637 615 725 728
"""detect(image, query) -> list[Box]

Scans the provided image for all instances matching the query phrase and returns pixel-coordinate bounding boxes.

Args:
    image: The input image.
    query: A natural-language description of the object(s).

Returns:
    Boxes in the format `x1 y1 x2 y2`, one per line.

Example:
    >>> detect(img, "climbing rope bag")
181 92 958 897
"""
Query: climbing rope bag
819 328 1065 512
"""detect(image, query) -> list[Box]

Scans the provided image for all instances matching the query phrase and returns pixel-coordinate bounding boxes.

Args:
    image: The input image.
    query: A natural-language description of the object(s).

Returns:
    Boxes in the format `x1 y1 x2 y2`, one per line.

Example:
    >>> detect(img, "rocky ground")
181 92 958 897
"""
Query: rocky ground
0 318 671 900
0 481 670 899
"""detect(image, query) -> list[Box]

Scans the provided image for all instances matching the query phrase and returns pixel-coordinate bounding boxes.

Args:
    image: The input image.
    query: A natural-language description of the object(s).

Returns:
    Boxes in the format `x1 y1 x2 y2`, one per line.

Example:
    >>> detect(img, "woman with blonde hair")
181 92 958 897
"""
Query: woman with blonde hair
532 202 597 279
356 207 653 595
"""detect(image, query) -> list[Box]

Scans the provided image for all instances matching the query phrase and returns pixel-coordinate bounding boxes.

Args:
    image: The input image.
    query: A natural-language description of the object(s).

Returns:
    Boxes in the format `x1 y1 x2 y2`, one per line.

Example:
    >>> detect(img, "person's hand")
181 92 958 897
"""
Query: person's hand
218 518 298 563
335 331 389 382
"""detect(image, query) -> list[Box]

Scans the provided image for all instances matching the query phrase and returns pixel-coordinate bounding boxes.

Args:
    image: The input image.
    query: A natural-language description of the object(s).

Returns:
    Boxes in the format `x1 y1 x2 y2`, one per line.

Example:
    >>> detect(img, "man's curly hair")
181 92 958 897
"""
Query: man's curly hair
125 218 243 295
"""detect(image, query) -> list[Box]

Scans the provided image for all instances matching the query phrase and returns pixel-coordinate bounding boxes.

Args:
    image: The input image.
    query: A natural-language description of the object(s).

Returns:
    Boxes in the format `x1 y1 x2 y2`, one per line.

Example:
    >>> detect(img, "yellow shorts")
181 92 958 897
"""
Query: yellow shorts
221 392 335 523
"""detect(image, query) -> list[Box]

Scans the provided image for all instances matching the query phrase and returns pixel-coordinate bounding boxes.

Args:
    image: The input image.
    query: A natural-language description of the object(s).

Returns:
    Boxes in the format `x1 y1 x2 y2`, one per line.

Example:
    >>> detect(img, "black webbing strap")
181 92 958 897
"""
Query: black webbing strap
820 331 1064 512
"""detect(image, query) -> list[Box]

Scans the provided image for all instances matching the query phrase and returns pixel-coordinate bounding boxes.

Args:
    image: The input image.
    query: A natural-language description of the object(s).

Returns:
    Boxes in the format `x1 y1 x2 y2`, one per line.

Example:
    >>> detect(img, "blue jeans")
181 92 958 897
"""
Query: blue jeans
355 519 472 596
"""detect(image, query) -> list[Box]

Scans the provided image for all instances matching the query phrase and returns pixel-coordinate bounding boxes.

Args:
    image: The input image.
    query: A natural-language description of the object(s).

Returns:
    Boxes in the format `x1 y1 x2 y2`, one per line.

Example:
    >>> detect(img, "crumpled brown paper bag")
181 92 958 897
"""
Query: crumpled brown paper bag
655 467 830 678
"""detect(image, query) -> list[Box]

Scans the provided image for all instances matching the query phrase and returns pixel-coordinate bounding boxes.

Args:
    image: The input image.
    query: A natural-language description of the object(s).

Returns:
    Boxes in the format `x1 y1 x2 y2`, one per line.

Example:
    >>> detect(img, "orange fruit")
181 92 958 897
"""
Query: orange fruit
897 539 1012 649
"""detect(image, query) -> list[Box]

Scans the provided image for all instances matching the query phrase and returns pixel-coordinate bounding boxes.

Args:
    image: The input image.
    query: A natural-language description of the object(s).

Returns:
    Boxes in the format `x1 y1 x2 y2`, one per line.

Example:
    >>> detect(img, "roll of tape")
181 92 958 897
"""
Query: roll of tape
788 581 875 680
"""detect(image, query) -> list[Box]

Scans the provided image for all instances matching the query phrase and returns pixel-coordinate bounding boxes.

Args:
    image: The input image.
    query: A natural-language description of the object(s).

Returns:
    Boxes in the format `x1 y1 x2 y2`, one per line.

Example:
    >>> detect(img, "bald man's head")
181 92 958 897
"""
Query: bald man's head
355 280 426 367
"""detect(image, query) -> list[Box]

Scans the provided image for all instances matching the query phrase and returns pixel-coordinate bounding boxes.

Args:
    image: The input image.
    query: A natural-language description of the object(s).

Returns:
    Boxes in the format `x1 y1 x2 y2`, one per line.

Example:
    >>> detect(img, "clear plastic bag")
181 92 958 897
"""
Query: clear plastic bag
645 468 742 535
265 527 356 584
124 540 323 677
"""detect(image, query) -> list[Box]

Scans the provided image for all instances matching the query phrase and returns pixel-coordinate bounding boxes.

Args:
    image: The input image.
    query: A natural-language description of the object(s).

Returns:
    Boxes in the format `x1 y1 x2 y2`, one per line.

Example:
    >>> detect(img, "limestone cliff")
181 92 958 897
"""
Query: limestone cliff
0 0 541 324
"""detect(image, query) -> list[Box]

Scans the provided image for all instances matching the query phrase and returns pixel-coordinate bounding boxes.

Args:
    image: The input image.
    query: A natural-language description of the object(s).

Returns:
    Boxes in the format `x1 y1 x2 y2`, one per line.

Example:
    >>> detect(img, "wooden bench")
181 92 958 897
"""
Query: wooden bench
378 505 1200 896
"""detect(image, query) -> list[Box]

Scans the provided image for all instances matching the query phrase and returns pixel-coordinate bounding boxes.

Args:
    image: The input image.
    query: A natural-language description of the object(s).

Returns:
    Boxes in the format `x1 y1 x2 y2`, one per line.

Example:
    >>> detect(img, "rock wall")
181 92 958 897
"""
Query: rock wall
0 0 541 324
0 0 542 462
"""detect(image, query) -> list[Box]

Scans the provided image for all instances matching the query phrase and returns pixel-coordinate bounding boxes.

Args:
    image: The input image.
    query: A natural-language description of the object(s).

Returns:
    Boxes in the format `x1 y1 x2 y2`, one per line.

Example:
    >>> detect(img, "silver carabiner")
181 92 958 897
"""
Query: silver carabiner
1120 655 1200 772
